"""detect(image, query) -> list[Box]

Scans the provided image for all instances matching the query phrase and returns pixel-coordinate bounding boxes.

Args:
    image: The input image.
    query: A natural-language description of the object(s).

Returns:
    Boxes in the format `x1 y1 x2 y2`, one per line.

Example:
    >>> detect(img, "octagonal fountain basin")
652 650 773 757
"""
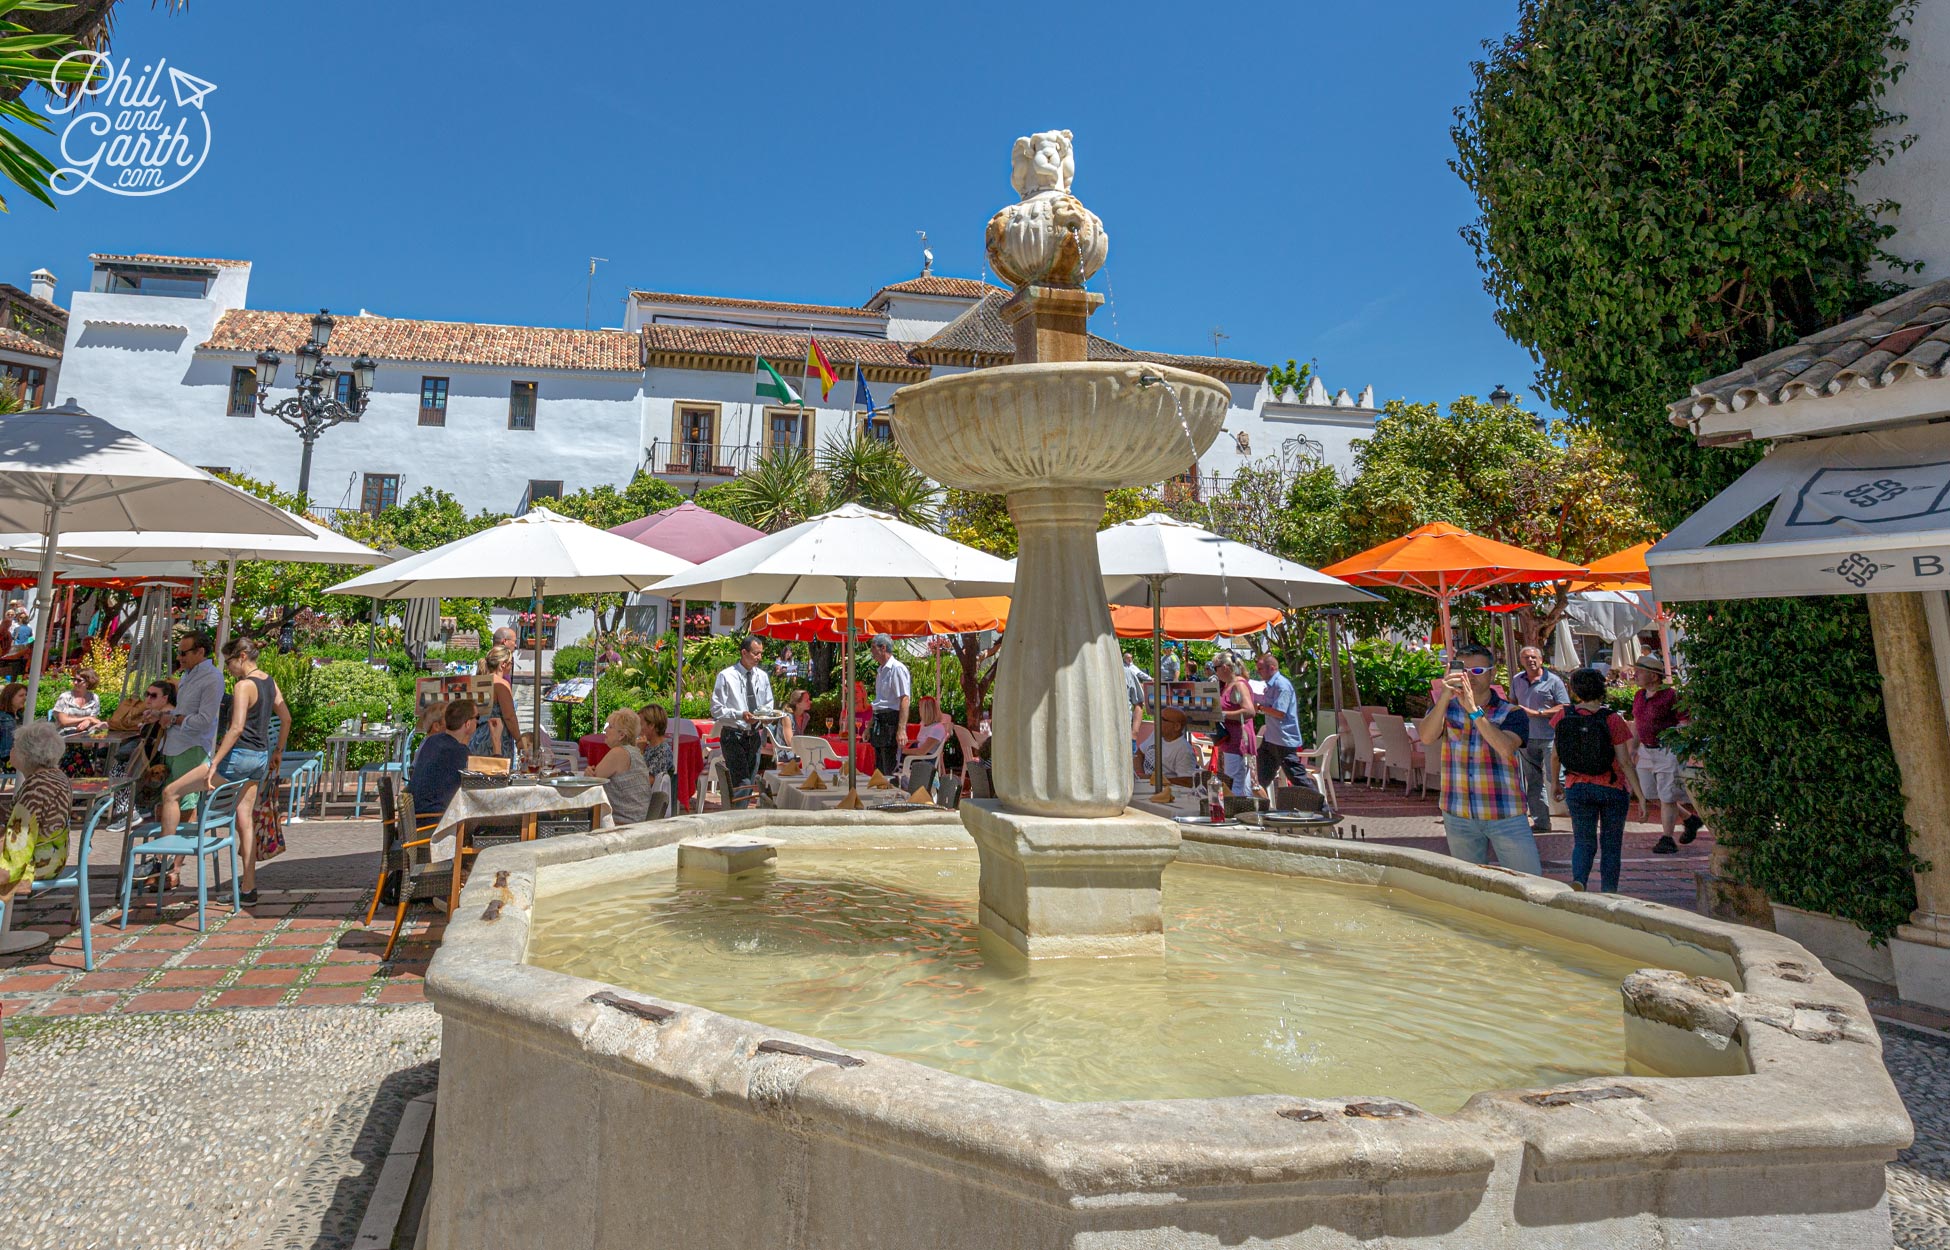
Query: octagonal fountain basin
424 812 1911 1250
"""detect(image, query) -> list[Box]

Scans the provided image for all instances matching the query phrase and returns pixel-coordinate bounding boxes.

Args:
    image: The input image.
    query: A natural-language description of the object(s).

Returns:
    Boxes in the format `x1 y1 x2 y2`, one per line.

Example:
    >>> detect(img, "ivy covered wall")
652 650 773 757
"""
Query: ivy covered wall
1453 0 1925 937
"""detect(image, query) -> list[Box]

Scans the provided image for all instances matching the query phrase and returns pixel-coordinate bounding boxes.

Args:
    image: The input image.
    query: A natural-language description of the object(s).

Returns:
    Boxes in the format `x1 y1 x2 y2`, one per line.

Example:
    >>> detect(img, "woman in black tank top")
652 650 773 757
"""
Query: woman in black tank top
204 638 292 904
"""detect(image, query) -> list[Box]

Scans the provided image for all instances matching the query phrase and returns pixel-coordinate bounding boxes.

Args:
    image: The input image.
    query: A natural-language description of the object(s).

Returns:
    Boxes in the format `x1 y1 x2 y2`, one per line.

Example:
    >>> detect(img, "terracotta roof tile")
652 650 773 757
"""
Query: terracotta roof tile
1670 277 1950 426
89 253 249 269
909 293 1265 384
201 309 641 372
866 275 1009 304
630 290 883 320
0 326 60 360
640 323 925 373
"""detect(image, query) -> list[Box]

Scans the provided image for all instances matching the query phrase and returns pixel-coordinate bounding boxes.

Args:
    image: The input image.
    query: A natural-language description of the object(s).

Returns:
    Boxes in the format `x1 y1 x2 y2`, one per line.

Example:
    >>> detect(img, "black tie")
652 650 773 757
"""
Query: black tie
744 665 757 718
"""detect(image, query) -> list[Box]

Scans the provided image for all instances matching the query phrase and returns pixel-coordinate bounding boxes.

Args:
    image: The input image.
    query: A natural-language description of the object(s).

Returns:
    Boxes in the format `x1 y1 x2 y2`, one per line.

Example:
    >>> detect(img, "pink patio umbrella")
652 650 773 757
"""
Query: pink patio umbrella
610 502 765 719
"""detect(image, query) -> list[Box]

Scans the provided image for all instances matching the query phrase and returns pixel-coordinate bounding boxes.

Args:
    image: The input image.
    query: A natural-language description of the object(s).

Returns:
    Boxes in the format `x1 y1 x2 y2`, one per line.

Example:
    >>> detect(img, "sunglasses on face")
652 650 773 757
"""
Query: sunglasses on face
1455 665 1490 675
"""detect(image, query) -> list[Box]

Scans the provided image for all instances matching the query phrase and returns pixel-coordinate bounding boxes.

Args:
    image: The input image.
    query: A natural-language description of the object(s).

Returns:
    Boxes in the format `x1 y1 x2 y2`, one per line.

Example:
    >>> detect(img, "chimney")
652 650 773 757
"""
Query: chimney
27 268 54 305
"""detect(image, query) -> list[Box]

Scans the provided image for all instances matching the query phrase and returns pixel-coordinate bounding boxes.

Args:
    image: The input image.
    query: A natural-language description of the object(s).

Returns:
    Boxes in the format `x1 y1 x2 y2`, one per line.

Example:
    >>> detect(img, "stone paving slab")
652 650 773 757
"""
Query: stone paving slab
0 1004 439 1250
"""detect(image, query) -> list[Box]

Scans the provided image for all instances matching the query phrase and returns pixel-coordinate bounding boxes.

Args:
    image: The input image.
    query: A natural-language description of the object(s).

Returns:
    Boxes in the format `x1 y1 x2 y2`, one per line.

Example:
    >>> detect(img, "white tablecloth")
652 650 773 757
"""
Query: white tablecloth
427 780 614 862
762 769 905 811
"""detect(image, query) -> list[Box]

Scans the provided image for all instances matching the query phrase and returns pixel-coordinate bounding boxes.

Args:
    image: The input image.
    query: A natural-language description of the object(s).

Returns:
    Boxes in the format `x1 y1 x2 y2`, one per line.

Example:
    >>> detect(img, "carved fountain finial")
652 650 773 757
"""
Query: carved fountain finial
985 130 1109 290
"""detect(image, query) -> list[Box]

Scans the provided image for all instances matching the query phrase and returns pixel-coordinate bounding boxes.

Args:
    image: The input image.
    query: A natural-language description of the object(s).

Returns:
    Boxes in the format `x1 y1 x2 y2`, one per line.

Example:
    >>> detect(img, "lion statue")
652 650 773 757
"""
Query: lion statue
987 129 1108 289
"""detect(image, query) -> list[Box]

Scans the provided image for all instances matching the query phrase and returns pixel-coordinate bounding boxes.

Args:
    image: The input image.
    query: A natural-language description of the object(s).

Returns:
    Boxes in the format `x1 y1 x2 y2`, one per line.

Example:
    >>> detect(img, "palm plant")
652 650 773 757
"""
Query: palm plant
726 445 822 533
0 0 101 210
819 433 937 527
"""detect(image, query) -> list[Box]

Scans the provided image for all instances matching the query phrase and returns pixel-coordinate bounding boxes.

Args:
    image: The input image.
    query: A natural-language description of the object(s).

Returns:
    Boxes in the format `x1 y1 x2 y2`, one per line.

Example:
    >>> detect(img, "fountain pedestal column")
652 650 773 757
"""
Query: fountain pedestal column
969 484 1180 958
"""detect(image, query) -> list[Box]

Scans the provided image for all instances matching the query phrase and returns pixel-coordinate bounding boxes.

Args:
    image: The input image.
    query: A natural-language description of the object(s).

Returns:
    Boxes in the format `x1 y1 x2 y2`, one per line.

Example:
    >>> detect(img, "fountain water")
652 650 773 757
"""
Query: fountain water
421 131 1912 1250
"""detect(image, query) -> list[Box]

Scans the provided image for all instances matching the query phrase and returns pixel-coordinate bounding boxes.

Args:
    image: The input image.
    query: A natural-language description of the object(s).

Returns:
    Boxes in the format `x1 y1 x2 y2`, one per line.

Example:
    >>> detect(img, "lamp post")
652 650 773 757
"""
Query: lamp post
254 309 376 503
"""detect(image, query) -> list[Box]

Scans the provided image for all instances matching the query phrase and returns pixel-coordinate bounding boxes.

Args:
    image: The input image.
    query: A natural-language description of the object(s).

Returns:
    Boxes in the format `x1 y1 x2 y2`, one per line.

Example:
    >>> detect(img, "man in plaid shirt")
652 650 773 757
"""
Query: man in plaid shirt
1414 642 1542 874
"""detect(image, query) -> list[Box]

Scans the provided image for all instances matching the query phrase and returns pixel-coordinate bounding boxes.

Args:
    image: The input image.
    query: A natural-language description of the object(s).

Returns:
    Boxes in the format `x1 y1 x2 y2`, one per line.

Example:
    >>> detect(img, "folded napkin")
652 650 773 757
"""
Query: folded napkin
908 784 931 804
868 769 890 788
779 759 803 777
801 771 828 791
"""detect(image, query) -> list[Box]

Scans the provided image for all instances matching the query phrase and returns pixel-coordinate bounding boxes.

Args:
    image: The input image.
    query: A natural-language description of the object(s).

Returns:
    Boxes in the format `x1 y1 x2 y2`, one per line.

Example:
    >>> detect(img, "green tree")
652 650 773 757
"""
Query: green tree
1451 0 1920 937
942 486 1159 559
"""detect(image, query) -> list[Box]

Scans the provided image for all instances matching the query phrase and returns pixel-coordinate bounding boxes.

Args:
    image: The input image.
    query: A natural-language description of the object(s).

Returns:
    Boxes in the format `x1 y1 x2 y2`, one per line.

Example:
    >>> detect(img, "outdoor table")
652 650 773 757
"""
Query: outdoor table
0 775 133 954
762 767 904 811
676 737 703 810
322 724 404 812
427 778 615 865
1129 786 1208 821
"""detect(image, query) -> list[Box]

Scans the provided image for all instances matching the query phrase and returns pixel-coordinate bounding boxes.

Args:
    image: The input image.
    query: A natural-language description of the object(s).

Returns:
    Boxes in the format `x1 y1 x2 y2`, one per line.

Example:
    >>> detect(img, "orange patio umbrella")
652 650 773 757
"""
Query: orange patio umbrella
750 597 1012 642
751 597 1282 643
1569 538 1675 667
1320 521 1588 655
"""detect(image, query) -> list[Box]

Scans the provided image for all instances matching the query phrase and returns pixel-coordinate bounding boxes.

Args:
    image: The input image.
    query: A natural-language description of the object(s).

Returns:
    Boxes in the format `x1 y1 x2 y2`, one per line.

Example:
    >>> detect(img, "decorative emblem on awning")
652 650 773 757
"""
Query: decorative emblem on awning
1823 553 1895 587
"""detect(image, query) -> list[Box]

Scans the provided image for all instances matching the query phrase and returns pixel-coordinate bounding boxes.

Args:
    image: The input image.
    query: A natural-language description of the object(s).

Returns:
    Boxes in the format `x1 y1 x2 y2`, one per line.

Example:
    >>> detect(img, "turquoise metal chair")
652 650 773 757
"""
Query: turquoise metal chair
26 791 116 970
117 778 248 931
353 730 417 819
280 753 322 820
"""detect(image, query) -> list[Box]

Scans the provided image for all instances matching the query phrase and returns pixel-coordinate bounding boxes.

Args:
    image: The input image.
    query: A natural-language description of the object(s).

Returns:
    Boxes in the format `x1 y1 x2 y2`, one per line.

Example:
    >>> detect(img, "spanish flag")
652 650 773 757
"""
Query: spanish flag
805 337 838 401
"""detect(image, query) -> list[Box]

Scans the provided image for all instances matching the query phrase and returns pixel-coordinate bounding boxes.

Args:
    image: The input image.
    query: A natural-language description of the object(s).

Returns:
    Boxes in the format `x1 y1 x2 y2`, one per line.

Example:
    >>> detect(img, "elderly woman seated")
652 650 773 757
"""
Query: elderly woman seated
1 721 73 890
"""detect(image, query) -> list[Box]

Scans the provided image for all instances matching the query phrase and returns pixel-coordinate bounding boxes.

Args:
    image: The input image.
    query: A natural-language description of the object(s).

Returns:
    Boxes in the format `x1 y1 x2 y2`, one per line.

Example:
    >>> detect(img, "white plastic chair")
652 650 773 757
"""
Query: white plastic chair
1300 733 1338 810
1338 711 1377 784
898 732 946 789
1370 714 1426 793
793 734 844 769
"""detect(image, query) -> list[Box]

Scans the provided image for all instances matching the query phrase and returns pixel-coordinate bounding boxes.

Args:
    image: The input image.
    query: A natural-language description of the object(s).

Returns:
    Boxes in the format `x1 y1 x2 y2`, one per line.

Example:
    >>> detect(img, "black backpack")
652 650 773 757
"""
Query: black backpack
1555 707 1617 777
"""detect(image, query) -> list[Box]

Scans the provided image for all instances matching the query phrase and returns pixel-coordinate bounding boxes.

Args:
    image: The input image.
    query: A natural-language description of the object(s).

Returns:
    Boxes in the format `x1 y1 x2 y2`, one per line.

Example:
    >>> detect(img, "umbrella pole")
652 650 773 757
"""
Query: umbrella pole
25 500 62 714
1152 576 1168 800
366 595 377 662
216 558 237 658
1437 584 1453 660
533 577 546 769
1501 610 1518 687
673 597 686 722
838 577 862 810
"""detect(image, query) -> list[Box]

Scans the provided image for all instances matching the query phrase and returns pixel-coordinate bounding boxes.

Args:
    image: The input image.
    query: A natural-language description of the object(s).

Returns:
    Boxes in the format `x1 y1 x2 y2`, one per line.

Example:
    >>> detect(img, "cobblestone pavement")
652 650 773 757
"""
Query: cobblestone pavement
1886 1023 1950 1248
0 1003 439 1250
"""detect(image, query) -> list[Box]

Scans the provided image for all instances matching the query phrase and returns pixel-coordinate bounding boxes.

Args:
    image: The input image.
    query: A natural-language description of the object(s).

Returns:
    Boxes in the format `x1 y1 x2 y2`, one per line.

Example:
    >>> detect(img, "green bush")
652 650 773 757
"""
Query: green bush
277 658 400 756
1347 641 1445 717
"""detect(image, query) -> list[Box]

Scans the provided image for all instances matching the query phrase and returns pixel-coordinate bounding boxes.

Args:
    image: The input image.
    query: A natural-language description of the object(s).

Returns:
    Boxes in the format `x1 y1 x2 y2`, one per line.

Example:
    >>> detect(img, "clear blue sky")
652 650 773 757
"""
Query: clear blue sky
1 0 1539 411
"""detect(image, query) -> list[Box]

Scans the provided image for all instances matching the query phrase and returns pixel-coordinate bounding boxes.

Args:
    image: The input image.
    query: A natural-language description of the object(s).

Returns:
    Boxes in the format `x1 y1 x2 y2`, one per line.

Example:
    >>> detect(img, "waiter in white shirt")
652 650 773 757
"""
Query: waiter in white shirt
710 635 774 807
868 633 910 775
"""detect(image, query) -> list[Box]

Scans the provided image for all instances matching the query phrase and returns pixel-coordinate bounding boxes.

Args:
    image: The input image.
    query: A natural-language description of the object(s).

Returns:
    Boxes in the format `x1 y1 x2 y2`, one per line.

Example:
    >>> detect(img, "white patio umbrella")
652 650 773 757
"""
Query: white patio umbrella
0 512 383 655
1094 513 1379 797
0 401 312 709
328 507 694 760
649 502 1015 808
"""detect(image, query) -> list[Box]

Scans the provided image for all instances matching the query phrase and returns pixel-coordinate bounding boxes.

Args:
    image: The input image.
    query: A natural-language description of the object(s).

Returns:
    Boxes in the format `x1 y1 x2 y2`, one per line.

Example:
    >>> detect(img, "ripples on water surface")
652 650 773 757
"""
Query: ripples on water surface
525 845 1654 1112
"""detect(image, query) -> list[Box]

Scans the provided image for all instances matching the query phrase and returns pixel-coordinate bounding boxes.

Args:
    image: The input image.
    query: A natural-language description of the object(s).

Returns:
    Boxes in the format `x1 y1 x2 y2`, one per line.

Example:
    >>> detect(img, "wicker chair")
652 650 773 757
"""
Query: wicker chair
365 779 435 961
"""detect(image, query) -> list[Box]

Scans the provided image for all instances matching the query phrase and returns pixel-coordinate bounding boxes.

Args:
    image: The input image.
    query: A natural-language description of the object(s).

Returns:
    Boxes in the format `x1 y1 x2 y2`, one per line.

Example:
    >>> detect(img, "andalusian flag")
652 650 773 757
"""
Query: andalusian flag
754 355 801 406
805 337 838 401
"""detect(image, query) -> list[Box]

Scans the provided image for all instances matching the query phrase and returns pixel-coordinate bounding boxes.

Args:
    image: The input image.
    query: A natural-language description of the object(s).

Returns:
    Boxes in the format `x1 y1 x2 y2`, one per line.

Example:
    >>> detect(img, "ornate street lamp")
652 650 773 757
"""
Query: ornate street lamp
254 309 376 502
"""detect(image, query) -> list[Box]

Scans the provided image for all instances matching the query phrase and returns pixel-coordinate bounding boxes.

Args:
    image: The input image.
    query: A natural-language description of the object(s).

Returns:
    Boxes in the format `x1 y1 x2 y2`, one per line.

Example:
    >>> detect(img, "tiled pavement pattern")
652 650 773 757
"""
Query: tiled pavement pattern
0 884 438 1021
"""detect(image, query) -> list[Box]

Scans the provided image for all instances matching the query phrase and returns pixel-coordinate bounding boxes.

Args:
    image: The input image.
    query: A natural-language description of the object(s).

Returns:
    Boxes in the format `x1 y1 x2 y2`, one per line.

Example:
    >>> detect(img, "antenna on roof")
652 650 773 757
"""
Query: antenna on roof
1210 326 1230 352
584 256 609 330
916 230 933 276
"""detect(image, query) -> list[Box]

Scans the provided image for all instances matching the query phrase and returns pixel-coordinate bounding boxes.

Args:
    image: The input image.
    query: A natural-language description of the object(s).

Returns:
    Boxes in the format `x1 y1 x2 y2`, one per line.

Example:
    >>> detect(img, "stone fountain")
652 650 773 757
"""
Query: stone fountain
892 129 1230 957
418 132 1913 1250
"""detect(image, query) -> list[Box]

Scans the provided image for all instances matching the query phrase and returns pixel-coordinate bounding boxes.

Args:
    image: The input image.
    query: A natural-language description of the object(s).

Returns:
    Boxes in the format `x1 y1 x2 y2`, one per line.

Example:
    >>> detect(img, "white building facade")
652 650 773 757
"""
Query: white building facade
49 257 1382 514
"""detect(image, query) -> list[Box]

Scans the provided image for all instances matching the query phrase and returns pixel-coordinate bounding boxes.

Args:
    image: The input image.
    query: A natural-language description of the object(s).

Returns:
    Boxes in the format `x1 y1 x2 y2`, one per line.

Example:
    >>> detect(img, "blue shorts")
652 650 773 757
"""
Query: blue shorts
216 747 269 786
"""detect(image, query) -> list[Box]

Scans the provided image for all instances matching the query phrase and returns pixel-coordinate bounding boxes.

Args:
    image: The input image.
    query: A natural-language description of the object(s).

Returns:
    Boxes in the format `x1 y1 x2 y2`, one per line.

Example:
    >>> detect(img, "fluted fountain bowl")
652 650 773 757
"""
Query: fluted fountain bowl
890 361 1230 491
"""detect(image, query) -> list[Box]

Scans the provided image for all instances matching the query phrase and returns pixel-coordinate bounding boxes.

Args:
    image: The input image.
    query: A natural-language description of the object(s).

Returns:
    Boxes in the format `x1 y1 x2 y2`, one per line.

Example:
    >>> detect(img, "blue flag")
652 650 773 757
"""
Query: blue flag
853 368 876 414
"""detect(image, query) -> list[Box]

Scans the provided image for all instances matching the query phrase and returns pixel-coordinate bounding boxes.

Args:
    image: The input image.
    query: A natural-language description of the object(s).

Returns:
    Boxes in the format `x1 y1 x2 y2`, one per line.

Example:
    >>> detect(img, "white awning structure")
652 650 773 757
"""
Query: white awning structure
1647 422 1950 601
